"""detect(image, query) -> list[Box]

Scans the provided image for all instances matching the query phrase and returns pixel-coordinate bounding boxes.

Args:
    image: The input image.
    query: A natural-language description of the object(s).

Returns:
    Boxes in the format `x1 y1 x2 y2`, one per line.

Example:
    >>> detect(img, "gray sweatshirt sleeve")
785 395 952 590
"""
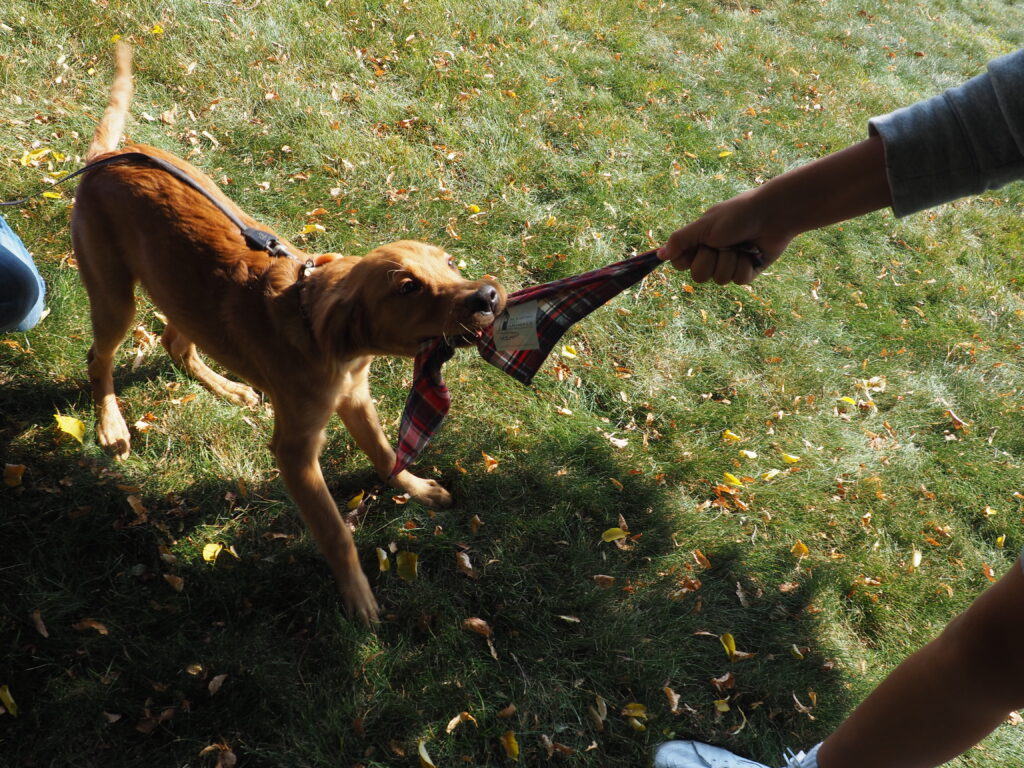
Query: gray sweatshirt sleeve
868 48 1024 217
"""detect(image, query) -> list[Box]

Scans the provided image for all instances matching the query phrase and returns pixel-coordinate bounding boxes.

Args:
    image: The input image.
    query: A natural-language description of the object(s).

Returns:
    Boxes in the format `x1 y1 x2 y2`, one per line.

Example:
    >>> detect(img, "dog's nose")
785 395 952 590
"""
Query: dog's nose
466 284 499 315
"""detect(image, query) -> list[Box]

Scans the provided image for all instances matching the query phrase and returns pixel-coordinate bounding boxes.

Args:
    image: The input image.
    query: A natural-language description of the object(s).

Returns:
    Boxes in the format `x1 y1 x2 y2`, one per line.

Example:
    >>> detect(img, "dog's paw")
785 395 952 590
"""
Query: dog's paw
338 569 380 628
411 478 454 509
97 411 131 459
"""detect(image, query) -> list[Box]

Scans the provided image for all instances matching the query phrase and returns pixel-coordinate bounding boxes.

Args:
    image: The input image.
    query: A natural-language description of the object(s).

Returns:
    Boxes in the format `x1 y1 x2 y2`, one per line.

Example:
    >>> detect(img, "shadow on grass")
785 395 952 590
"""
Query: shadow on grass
2 397 859 767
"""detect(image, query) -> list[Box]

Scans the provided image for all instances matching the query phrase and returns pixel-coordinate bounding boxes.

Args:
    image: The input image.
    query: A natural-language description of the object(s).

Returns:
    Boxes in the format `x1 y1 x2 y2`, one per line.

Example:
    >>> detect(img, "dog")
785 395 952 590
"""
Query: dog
72 44 506 625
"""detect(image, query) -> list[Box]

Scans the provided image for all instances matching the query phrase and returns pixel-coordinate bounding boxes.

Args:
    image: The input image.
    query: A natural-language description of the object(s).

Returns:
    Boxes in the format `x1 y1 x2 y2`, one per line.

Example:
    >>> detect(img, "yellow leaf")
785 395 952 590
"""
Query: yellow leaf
621 702 647 719
42 191 63 200
150 23 164 35
111 34 122 42
376 547 390 572
626 717 646 731
839 396 856 405
467 204 481 214
4 464 26 487
0 685 18 717
723 472 744 487
718 150 733 158
417 740 437 768
346 491 365 510
601 527 628 542
202 543 223 563
720 632 737 660
714 697 730 712
396 551 418 582
500 730 520 760
762 468 781 481
54 413 85 444
722 429 742 442
981 506 998 518
996 534 1006 549
561 345 578 358
738 449 757 459
790 644 805 659
781 452 801 464
791 539 810 557
544 215 557 226
300 223 326 234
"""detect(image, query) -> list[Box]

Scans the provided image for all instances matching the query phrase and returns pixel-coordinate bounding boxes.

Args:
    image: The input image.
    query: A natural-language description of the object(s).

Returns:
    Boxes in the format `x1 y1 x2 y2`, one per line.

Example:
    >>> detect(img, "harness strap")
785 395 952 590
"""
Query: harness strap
3 151 310 270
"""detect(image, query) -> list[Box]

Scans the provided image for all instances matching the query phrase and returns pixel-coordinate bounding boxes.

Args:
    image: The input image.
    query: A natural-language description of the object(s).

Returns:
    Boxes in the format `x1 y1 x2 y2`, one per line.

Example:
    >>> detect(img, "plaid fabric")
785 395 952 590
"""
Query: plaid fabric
391 249 662 478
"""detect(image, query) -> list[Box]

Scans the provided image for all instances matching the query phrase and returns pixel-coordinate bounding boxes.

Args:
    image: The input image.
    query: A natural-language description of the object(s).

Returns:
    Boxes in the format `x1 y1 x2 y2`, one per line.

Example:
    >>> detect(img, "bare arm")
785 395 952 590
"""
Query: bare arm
659 135 892 285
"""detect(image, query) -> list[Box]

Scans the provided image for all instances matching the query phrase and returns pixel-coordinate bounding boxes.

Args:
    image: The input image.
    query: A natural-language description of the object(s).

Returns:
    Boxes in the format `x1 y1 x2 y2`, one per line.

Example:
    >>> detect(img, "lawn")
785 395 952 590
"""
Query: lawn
3 0 1024 766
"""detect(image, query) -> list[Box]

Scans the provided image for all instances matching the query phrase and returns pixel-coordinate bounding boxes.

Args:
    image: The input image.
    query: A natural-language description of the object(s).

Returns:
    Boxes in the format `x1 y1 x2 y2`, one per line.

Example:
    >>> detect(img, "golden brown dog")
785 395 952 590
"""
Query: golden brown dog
72 45 506 625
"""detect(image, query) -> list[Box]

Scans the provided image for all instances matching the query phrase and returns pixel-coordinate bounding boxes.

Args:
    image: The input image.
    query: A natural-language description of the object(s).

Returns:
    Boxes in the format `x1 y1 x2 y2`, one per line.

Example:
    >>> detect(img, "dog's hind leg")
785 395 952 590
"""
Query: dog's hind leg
160 324 260 407
77 248 137 459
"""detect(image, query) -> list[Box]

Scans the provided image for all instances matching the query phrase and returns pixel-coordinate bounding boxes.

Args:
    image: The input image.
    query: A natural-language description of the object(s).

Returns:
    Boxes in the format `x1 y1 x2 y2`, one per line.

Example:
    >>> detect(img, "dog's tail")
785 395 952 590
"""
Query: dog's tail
86 42 133 162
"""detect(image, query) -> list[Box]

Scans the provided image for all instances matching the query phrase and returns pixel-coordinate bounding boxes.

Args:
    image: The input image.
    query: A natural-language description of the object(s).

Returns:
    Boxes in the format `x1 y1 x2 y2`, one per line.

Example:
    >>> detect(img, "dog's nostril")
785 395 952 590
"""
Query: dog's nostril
467 285 498 314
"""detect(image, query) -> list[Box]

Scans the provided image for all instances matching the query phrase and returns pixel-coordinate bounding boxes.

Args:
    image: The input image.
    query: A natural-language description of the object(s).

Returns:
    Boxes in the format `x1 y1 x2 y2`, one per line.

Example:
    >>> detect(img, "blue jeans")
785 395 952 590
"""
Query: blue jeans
0 214 45 333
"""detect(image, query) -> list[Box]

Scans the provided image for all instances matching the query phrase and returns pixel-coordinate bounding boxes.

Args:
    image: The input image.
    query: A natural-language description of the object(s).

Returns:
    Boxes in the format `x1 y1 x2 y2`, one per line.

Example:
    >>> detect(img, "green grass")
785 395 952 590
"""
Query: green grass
3 0 1024 766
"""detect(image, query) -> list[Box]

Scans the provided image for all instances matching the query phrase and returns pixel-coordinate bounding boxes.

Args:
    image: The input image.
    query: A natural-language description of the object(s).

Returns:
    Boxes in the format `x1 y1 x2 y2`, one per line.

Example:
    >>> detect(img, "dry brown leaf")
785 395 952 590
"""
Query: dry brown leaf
30 609 49 638
710 671 736 691
662 686 681 714
3 463 26 487
470 514 483 533
462 617 493 637
455 551 478 579
72 618 109 635
592 574 615 588
497 703 517 718
163 574 185 592
208 674 228 696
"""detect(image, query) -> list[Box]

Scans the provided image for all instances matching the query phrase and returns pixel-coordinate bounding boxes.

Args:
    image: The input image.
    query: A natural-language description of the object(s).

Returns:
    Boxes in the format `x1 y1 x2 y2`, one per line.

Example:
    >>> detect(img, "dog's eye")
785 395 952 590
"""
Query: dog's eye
446 256 458 271
398 278 421 295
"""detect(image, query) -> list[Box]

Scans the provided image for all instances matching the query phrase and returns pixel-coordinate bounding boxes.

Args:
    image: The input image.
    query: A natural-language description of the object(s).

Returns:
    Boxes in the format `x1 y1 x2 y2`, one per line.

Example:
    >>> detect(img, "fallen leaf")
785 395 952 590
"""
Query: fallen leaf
497 703 517 718
738 449 757 459
54 413 85 444
561 344 578 358
462 617 493 637
202 543 224 563
346 490 365 510
417 740 437 768
714 697 731 713
455 550 478 579
0 685 18 716
72 618 109 635
470 514 483 533
723 472 744 487
662 686 681 714
621 702 647 719
791 539 810 557
592 574 615 588
3 464 26 487
500 730 520 760
693 549 711 569
164 574 184 592
982 563 997 583
710 671 735 691
377 548 391 572
396 551 419 582
781 452 801 464
601 527 628 542
482 451 499 472
208 674 227 696
30 610 49 638
446 711 478 734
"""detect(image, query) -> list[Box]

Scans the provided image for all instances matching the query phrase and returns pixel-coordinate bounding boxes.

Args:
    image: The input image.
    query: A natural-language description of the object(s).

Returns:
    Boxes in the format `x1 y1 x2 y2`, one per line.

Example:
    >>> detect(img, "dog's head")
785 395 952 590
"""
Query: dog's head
313 240 507 358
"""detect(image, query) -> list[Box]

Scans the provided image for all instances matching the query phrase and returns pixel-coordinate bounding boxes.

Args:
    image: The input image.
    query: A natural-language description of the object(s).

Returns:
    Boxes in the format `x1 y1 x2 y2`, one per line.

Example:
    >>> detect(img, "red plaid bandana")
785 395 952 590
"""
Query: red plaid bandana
391 249 662 478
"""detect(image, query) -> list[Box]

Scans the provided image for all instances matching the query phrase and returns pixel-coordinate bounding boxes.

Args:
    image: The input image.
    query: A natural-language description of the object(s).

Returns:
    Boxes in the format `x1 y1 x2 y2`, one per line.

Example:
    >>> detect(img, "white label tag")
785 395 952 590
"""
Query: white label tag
493 300 540 351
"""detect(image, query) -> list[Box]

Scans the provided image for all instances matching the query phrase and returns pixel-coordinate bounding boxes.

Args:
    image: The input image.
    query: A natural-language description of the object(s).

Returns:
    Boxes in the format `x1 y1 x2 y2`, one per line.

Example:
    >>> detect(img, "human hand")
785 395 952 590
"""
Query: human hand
657 188 795 285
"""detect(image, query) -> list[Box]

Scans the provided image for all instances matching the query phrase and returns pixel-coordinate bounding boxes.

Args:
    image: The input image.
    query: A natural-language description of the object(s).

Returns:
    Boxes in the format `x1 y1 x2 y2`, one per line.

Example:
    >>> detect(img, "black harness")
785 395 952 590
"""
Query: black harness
3 151 314 276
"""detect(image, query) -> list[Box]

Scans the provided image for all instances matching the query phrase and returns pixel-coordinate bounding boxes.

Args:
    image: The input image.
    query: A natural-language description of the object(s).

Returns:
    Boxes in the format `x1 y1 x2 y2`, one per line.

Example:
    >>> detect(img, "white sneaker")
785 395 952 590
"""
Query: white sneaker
653 740 821 768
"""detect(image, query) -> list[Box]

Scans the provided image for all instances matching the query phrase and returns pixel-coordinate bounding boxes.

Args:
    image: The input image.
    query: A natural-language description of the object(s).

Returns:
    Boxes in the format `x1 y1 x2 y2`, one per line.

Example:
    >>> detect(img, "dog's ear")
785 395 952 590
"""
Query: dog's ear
310 276 368 358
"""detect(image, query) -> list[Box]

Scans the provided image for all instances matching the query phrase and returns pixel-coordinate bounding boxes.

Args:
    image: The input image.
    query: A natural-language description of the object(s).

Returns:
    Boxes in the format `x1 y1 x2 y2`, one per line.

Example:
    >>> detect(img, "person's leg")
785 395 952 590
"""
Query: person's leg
817 556 1024 768
0 215 45 333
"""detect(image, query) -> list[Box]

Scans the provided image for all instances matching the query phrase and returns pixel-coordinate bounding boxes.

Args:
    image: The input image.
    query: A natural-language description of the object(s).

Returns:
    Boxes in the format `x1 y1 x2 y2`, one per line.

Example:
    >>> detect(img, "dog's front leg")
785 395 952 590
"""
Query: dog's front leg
271 400 379 626
336 358 453 508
